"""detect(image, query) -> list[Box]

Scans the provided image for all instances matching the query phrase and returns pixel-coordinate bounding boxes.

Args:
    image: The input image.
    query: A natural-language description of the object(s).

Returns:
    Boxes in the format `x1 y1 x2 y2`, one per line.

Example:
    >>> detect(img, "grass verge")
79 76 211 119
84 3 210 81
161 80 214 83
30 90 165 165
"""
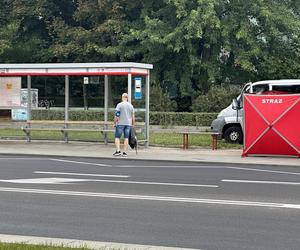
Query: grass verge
0 242 90 250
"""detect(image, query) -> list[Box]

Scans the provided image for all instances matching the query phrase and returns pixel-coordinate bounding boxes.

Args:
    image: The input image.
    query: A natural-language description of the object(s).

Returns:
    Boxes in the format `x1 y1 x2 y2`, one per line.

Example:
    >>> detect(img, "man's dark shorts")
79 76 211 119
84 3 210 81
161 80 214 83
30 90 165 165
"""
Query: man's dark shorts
115 125 131 139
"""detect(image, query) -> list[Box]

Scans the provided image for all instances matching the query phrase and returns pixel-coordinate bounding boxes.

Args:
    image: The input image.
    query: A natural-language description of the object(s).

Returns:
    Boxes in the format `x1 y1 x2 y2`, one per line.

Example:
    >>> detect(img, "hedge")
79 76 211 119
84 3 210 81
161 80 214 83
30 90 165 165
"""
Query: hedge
32 110 217 127
149 112 217 126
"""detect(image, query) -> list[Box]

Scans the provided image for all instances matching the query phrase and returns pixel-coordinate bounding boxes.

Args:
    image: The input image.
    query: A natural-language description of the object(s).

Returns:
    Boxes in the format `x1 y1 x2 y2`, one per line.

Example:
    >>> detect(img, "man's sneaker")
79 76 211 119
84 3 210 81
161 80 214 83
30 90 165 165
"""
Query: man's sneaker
122 152 128 157
113 151 121 156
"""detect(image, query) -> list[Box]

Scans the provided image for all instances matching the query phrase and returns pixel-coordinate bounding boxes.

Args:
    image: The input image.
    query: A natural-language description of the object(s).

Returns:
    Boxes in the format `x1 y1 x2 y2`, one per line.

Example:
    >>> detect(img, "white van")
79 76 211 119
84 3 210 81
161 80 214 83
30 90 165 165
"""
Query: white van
210 79 300 143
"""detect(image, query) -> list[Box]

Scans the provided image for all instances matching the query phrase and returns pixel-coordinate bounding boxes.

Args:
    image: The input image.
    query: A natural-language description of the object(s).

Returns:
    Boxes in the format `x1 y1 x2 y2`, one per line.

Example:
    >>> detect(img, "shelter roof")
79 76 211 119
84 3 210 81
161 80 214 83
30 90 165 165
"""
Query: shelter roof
0 62 153 76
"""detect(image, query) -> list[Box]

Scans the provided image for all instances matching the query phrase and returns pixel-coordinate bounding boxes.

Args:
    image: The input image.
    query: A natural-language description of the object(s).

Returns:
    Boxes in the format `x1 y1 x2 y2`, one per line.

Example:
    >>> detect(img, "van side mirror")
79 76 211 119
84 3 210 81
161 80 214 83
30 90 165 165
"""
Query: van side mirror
232 98 241 110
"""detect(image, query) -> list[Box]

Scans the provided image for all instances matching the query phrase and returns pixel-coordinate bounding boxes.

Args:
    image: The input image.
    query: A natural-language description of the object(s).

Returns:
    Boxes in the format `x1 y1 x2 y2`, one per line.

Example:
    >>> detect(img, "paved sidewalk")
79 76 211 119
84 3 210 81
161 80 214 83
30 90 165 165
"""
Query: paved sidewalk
0 140 299 166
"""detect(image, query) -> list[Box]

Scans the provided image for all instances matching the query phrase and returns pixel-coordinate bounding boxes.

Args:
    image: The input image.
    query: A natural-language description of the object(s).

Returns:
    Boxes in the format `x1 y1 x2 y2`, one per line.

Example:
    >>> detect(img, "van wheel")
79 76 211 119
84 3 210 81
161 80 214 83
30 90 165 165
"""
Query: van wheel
224 126 243 144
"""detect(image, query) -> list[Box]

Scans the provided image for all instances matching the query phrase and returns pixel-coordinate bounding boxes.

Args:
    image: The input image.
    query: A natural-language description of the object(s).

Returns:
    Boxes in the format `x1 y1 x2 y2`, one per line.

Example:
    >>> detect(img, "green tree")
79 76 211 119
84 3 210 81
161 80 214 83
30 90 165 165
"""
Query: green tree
192 85 240 112
0 0 76 62
150 84 177 111
123 0 300 94
0 0 299 112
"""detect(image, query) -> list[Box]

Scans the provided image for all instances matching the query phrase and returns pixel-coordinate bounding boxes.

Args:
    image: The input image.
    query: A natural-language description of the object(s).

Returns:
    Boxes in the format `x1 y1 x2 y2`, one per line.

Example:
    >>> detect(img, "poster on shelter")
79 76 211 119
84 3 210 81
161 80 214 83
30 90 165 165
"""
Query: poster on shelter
11 109 28 121
20 88 38 108
0 77 21 107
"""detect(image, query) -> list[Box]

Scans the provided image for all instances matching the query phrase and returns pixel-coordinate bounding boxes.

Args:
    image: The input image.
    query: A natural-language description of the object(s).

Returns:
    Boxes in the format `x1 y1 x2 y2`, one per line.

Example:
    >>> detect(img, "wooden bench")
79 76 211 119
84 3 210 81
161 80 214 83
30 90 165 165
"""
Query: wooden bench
179 131 221 150
22 120 144 144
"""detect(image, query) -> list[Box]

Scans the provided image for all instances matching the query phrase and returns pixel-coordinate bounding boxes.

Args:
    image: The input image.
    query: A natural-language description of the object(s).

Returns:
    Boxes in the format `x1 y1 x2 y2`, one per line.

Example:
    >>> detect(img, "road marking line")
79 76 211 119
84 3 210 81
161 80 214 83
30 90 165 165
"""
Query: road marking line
222 179 300 186
0 157 111 167
0 187 299 209
117 165 223 168
0 158 225 169
49 158 110 167
0 234 199 250
0 178 88 184
0 157 46 160
0 157 221 169
228 166 300 176
89 179 218 187
0 177 218 188
35 171 130 178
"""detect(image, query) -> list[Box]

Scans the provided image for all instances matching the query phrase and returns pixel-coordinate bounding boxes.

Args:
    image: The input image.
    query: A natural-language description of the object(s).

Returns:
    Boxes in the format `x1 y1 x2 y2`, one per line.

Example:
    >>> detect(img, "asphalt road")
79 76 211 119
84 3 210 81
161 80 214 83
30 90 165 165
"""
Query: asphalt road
0 156 299 250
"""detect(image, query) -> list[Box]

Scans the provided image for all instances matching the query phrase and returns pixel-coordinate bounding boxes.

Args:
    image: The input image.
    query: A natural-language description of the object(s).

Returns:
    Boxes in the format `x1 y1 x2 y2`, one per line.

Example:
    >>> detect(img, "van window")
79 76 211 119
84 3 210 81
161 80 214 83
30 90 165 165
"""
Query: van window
244 84 269 94
253 84 269 94
272 85 300 94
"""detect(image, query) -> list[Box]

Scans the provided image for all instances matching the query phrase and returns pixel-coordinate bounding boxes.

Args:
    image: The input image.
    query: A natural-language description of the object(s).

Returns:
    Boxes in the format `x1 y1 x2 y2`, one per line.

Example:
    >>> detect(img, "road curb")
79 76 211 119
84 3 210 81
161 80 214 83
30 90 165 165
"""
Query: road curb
0 152 299 168
0 140 299 168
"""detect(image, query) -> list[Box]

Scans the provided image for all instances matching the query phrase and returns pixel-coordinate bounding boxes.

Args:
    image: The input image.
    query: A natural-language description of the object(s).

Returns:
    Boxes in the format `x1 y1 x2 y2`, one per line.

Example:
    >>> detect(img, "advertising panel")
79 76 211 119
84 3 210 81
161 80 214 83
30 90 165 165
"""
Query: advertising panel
11 88 38 121
0 77 21 107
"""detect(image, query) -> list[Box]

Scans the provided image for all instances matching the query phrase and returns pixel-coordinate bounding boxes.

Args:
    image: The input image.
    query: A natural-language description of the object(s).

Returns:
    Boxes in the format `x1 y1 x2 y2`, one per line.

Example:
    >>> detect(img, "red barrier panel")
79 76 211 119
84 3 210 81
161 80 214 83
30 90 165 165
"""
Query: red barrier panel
243 94 300 157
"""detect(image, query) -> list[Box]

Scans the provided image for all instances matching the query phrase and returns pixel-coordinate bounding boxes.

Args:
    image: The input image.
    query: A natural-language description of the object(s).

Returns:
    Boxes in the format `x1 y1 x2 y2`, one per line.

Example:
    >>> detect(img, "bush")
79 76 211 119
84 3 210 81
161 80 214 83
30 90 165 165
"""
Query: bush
32 110 217 127
149 112 217 126
150 85 177 111
32 110 117 121
192 85 241 112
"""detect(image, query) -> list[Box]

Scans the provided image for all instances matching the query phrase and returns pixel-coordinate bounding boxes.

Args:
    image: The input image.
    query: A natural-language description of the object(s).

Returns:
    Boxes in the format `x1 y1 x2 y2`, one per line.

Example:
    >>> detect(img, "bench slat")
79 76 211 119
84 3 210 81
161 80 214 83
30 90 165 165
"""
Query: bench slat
22 128 62 131
26 120 145 126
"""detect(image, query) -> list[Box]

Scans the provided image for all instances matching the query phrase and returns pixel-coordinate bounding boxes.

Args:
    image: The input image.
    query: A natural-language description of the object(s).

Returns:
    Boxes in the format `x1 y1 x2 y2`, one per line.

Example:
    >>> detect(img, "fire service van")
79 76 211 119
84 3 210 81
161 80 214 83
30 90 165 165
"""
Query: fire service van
210 79 300 143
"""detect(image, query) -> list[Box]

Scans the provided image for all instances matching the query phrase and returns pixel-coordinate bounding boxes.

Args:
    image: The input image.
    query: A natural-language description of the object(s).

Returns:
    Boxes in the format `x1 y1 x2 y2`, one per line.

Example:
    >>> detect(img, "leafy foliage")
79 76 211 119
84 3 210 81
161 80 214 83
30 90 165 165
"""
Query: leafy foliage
192 85 241 112
150 84 177 111
1 0 300 111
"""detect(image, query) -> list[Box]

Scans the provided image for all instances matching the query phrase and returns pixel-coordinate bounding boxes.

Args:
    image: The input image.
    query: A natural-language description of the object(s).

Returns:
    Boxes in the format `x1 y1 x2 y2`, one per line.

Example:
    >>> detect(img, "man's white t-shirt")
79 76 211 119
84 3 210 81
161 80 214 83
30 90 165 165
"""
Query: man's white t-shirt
115 101 134 126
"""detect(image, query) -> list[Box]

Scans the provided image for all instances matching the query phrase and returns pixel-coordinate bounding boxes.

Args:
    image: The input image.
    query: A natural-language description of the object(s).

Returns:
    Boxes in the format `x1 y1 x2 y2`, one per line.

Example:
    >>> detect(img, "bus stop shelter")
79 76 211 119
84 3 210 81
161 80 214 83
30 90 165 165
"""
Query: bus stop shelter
0 62 153 146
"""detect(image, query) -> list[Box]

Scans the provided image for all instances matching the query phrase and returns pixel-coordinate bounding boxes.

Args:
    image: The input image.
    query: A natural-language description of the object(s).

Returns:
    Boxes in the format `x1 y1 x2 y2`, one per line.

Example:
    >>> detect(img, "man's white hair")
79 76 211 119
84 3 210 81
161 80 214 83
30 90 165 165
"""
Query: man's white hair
122 93 128 99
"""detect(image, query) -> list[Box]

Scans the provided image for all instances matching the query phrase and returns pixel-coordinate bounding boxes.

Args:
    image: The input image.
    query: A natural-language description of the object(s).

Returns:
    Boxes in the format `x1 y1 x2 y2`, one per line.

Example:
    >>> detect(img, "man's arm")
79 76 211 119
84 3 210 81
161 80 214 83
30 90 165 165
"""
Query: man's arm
132 113 135 126
114 105 120 127
114 116 119 127
131 105 135 126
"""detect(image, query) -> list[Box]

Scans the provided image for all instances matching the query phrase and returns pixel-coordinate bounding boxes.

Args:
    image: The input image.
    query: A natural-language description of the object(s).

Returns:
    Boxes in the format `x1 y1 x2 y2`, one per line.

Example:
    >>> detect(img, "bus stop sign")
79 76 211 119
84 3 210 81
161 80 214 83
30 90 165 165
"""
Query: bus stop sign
135 77 142 100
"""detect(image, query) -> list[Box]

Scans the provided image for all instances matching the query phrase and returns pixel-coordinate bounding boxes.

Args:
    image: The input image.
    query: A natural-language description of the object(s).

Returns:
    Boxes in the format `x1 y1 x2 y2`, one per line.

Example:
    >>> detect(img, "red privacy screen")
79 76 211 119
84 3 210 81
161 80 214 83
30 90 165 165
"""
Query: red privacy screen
243 94 300 157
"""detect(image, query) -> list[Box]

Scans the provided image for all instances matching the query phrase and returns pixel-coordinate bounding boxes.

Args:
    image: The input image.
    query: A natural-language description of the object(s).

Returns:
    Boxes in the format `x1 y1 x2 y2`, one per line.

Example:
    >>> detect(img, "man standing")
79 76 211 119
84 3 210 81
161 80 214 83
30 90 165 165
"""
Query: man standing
113 93 135 156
